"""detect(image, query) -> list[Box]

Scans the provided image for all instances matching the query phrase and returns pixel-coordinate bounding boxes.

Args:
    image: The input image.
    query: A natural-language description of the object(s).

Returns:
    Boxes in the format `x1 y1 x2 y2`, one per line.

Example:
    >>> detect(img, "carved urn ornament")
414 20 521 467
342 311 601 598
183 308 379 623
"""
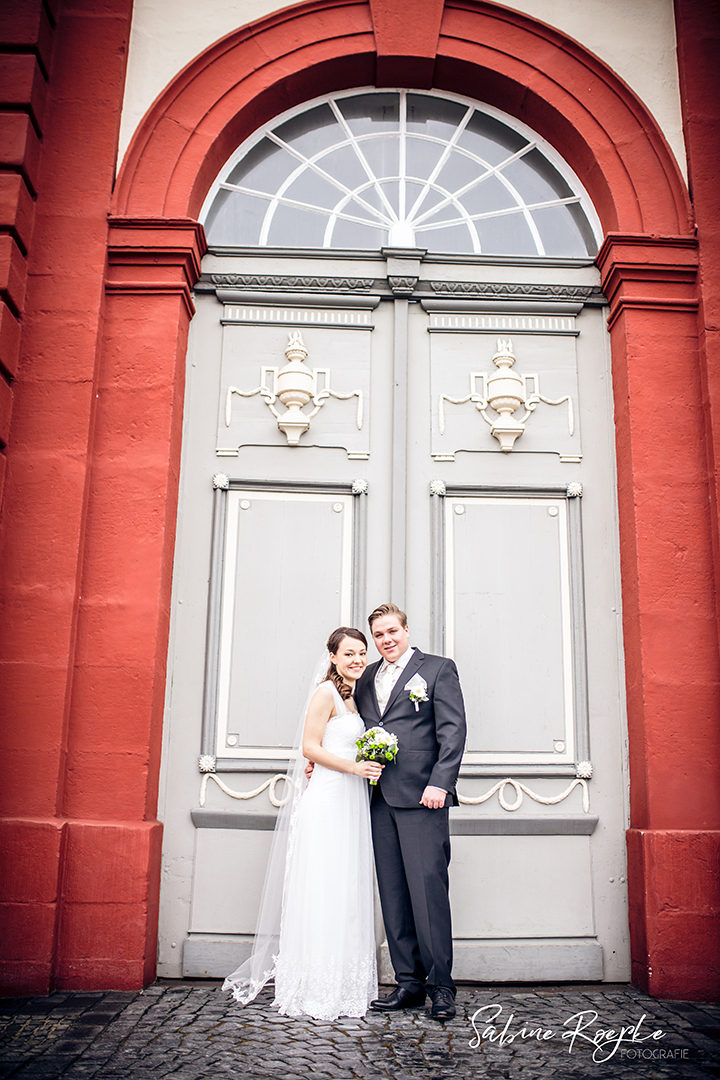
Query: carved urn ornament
439 337 574 452
485 339 527 452
225 331 363 446
274 331 315 445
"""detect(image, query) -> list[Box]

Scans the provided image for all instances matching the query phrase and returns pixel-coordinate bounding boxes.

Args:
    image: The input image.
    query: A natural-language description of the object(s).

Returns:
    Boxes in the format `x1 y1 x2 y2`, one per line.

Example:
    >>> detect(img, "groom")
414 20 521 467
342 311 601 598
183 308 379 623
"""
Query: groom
355 603 466 1022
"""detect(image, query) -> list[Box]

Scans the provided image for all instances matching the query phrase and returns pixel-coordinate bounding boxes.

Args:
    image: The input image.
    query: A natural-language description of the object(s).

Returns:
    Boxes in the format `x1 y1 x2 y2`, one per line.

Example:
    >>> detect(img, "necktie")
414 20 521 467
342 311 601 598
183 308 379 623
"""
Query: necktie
376 662 398 715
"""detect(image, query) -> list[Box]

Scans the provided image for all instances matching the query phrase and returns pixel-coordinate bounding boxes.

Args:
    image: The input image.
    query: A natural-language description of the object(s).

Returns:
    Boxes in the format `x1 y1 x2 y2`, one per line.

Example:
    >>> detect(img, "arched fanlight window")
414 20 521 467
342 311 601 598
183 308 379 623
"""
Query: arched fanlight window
202 90 601 257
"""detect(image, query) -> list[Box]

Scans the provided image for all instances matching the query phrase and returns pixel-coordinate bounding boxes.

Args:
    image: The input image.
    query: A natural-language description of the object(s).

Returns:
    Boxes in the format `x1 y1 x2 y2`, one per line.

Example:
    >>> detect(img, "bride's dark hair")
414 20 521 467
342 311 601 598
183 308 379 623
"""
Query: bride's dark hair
325 626 367 699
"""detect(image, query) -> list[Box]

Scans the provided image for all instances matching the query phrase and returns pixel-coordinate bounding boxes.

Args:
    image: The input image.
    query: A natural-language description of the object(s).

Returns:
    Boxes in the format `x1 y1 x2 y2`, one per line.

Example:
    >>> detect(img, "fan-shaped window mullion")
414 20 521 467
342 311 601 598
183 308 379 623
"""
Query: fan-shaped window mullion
406 103 475 224
328 99 399 225
258 140 384 243
264 131 390 227
407 180 481 252
202 89 602 255
411 142 537 227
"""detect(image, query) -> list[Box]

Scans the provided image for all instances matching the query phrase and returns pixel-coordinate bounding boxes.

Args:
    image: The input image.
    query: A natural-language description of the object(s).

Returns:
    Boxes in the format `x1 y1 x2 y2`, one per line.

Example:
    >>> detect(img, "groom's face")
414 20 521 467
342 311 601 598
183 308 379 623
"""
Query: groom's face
371 614 410 663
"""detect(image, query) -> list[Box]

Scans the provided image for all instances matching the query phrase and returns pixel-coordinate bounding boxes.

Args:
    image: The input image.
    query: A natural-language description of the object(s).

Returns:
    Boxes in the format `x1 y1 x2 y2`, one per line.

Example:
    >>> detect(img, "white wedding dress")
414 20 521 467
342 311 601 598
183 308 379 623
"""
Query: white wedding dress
272 682 377 1020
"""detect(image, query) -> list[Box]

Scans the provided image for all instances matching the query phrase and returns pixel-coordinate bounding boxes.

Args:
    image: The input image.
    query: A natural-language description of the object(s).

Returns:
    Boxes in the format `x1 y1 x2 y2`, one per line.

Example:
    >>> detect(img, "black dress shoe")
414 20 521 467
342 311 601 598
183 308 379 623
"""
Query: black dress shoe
430 986 456 1021
370 986 426 1011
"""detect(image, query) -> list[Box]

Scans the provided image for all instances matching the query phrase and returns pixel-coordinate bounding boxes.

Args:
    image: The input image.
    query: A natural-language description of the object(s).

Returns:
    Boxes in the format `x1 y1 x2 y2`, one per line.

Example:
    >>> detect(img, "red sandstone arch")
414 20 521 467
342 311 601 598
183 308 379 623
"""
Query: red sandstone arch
113 0 691 238
4 0 717 1004
99 0 717 1003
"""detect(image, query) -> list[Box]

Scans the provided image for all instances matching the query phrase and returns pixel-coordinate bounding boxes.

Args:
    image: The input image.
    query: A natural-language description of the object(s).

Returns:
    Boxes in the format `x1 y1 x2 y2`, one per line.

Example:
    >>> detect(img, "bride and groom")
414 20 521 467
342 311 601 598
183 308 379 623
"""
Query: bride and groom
224 603 467 1022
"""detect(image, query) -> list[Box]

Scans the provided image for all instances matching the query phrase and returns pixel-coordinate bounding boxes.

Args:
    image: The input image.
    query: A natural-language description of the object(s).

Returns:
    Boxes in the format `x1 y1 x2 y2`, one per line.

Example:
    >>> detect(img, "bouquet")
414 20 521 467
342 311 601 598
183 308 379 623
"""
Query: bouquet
356 727 399 785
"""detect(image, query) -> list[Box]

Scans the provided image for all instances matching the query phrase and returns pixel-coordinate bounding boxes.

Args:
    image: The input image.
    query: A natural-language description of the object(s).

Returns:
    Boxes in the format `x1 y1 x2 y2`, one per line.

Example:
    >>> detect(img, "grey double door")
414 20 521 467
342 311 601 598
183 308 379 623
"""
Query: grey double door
158 249 630 983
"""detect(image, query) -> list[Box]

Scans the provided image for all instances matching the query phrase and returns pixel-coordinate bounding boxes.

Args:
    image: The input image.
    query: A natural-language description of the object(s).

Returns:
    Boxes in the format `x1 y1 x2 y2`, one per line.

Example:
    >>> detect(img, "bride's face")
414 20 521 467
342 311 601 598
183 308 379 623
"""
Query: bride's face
330 636 367 684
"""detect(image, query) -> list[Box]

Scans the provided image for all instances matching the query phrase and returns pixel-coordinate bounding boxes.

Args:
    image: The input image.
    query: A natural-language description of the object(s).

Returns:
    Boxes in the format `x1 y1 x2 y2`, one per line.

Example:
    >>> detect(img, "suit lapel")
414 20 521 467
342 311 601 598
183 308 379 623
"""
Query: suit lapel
363 660 382 721
383 648 425 716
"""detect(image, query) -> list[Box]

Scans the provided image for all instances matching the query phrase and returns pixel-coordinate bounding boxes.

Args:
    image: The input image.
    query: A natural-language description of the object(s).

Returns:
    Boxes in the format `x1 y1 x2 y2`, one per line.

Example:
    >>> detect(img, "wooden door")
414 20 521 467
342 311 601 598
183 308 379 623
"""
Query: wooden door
158 249 629 984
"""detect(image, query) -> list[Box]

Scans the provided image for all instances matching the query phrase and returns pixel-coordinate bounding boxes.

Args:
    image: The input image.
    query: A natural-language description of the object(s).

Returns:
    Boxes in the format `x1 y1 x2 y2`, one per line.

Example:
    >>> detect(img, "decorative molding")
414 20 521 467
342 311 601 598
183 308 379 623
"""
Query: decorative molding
190 807 599 835
210 274 374 291
221 304 375 328
198 755 217 772
212 473 229 490
427 313 578 335
576 760 593 778
106 217 206 320
429 281 605 303
430 479 446 496
458 777 590 813
385 249 422 303
197 772 591 816
351 478 369 494
595 234 698 329
450 815 598 836
199 771 291 807
388 275 418 296
567 482 583 498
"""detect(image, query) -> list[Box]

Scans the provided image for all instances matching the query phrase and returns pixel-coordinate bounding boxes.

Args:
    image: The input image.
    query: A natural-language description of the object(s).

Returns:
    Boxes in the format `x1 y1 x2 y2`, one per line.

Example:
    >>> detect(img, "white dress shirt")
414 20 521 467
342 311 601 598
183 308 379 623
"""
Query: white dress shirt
375 647 415 715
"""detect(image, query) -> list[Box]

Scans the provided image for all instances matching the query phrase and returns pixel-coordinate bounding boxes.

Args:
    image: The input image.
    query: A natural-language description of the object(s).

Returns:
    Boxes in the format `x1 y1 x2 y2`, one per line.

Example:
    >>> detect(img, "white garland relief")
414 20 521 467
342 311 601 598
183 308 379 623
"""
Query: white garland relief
199 771 292 808
458 777 590 813
198 768 591 813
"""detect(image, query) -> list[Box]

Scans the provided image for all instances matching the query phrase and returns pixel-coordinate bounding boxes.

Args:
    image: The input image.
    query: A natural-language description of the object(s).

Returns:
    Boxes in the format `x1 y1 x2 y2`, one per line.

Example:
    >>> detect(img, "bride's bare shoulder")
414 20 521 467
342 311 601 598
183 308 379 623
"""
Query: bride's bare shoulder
308 680 336 721
310 681 335 706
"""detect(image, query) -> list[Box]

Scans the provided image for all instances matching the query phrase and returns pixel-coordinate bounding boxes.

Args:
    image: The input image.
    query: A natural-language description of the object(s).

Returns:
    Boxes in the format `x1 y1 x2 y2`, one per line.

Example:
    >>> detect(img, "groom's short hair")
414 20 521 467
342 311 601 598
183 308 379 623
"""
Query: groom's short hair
368 602 408 629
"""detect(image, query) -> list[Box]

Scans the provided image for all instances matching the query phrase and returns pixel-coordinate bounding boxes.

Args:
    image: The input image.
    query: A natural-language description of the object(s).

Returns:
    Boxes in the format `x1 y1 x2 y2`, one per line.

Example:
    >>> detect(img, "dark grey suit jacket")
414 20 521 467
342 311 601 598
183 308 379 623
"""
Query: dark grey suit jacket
355 648 466 808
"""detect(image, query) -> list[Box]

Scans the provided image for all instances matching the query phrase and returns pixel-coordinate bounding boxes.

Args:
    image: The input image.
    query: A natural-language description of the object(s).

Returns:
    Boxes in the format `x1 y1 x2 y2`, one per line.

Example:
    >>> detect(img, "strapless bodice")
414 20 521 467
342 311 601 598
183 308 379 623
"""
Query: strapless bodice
321 710 365 760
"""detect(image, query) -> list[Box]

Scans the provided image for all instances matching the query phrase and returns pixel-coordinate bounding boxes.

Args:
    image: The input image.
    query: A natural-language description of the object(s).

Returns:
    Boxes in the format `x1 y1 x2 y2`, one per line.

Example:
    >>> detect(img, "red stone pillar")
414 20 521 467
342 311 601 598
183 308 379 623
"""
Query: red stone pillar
0 0 134 997
674 0 720 633
51 218 205 989
598 234 720 1000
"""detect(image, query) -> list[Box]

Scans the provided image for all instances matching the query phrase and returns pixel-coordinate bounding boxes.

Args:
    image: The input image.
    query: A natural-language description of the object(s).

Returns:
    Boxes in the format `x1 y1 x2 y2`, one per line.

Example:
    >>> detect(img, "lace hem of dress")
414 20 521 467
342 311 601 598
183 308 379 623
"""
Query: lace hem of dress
273 953 377 1021
222 955 277 1004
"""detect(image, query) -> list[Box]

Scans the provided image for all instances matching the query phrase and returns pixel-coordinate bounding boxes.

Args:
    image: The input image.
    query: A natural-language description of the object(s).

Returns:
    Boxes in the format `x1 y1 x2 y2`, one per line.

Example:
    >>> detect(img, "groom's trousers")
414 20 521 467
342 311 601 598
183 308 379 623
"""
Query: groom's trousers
370 788 455 994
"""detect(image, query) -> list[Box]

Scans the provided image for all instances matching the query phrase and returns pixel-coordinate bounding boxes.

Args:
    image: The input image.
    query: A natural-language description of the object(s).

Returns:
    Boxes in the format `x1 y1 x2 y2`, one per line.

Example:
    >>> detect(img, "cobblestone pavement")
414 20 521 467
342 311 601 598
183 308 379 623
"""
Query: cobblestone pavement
1 982 719 1080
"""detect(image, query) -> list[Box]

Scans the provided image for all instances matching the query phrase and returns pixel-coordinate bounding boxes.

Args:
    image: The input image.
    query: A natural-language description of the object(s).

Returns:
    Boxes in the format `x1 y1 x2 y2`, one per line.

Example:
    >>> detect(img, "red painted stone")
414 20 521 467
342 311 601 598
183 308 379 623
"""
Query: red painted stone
0 300 20 380
0 54 48 132
0 0 55 79
0 819 63 902
0 377 12 446
370 0 444 85
0 111 41 196
627 830 720 999
0 236 27 317
62 822 162 905
0 902 56 961
0 173 36 256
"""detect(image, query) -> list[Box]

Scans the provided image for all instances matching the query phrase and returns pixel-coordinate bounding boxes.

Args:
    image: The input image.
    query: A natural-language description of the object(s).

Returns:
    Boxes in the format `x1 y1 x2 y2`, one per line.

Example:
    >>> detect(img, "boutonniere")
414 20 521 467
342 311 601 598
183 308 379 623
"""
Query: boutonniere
404 673 429 711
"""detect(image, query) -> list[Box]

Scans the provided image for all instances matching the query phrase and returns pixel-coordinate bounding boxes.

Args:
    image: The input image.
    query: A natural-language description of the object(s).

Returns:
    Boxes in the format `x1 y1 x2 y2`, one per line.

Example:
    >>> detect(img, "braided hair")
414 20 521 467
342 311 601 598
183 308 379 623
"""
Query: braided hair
325 626 367 699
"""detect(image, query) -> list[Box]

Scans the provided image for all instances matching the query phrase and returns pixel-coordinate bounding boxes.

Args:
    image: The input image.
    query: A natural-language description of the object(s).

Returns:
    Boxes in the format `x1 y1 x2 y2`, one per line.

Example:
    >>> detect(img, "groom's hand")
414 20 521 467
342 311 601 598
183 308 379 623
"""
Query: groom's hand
420 785 447 809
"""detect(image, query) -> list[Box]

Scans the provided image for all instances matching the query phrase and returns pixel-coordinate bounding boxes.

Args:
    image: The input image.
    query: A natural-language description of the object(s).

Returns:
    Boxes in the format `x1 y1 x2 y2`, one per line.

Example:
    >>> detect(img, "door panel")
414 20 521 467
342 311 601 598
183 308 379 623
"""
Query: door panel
216 487 355 756
446 495 576 763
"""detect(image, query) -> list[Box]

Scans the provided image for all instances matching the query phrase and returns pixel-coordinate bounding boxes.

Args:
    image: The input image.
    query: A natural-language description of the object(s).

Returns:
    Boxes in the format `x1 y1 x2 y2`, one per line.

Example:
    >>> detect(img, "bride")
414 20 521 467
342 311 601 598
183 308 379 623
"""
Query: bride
223 626 382 1020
